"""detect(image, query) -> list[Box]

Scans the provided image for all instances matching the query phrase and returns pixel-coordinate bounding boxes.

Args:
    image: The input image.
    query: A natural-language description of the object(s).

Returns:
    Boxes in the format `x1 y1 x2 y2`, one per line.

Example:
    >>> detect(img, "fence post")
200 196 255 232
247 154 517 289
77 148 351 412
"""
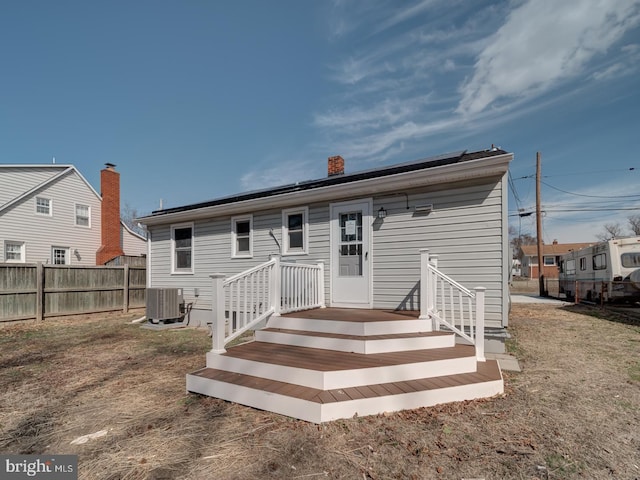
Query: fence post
36 262 44 321
123 265 130 313
210 274 227 354
474 287 486 362
317 261 326 308
271 255 281 316
419 249 429 319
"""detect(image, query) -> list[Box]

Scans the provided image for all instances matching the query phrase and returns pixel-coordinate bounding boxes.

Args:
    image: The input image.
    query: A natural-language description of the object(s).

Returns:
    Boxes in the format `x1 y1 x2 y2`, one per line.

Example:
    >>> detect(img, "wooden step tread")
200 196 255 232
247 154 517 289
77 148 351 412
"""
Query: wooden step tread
281 308 419 322
260 328 450 341
189 359 502 404
221 341 475 371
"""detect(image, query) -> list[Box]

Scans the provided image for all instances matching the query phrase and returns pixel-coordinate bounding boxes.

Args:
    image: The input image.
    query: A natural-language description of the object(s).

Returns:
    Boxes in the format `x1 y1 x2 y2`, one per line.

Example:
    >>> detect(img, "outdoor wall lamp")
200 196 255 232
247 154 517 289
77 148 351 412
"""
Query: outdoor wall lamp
377 207 387 219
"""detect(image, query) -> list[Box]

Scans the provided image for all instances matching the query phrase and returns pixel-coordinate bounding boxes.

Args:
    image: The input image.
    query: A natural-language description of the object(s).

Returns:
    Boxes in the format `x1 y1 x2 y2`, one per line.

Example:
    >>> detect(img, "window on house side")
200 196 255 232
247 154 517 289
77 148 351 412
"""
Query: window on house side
75 204 90 227
232 216 253 258
36 197 52 216
579 257 587 271
5 241 25 263
543 256 555 266
172 225 193 273
282 207 308 255
52 247 69 265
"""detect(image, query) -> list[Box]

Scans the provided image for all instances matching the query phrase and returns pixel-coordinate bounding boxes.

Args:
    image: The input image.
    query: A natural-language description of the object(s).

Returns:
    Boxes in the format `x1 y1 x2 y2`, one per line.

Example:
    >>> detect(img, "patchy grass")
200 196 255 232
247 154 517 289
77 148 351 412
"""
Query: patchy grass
1 305 639 479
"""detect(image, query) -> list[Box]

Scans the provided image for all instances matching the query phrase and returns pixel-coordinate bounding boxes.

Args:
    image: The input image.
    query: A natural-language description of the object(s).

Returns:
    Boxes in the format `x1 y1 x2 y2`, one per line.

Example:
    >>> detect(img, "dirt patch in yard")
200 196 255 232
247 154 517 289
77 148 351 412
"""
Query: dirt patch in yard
1 306 639 479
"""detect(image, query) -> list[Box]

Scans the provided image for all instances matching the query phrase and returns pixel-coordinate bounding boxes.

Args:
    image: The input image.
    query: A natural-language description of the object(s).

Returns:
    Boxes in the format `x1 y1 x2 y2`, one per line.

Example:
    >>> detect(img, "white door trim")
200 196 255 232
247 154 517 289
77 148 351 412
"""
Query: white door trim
329 198 373 308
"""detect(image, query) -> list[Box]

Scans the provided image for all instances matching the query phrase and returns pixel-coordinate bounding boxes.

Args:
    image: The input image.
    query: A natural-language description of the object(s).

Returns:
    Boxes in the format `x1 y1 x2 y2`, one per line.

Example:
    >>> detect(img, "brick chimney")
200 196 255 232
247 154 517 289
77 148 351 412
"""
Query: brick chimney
96 163 124 265
328 155 344 176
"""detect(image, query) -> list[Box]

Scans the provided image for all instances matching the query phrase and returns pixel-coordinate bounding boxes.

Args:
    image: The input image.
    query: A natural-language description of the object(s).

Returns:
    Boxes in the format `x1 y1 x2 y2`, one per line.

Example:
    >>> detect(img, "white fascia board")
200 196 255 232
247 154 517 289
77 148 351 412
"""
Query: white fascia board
140 153 512 226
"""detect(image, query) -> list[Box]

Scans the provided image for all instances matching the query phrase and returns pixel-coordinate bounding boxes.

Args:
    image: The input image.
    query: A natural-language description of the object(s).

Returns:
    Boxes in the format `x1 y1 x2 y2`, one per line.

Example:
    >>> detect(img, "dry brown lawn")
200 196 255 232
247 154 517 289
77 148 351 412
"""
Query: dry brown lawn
1 304 639 479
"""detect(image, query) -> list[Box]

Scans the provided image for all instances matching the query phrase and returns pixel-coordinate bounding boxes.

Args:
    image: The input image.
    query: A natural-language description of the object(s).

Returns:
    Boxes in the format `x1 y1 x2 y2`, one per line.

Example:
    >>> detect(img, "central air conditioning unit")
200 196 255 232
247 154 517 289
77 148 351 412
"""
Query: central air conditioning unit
146 288 184 323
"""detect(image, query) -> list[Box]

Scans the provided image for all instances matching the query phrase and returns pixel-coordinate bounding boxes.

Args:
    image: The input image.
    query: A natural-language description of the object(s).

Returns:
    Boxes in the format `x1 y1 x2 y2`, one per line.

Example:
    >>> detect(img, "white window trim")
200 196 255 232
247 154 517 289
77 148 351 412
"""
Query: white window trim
51 246 70 265
171 222 194 274
75 203 91 228
282 207 309 256
231 215 253 258
35 197 52 216
4 241 26 263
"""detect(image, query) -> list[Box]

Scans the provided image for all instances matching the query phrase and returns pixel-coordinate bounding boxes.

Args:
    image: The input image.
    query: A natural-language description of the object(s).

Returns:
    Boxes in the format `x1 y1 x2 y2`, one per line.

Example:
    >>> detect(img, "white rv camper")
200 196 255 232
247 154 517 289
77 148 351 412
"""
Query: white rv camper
559 237 640 303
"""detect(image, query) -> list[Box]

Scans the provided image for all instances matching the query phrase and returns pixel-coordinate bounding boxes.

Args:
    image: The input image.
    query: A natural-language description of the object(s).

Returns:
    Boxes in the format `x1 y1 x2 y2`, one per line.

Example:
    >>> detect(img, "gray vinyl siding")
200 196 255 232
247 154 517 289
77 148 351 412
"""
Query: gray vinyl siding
148 203 331 310
0 167 65 206
0 170 101 265
371 177 505 327
147 175 507 327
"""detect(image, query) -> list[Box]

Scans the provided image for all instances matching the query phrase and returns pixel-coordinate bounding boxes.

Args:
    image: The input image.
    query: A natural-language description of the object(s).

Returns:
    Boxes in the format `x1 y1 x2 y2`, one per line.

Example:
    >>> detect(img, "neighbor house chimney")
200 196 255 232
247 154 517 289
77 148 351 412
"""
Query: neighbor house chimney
328 155 345 176
96 163 124 265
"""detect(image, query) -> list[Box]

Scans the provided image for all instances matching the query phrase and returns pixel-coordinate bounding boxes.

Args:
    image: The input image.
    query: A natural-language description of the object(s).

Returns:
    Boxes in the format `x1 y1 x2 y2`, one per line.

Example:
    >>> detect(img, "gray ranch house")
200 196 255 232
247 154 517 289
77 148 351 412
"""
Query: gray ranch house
139 148 513 422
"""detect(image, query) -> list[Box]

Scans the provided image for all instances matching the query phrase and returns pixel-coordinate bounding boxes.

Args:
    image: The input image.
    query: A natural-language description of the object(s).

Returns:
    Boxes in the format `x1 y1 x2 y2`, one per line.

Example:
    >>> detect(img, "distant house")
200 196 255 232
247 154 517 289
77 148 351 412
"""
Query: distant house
0 163 146 265
519 240 594 278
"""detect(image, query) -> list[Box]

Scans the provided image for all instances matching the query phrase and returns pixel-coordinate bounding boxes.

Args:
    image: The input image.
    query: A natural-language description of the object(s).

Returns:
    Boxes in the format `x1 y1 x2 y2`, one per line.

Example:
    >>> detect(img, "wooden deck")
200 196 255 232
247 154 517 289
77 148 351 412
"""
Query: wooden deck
187 308 504 422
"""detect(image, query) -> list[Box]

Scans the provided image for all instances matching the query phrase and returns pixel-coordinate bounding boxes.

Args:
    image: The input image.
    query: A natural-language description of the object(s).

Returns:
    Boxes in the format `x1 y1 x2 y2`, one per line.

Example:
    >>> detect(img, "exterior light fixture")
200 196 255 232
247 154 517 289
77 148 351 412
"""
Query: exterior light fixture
377 207 387 219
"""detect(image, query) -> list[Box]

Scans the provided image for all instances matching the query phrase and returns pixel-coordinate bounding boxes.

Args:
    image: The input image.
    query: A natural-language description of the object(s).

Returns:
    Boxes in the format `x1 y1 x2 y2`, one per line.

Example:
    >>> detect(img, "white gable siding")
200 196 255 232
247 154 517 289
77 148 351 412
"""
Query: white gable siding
0 167 67 207
0 170 101 265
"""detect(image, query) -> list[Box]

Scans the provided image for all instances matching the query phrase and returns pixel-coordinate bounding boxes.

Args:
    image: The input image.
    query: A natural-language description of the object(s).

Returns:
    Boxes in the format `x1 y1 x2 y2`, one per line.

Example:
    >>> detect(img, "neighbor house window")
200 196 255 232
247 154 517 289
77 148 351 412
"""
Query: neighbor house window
75 204 90 227
52 247 69 265
543 256 555 266
5 241 25 263
36 197 52 216
282 207 308 255
232 215 252 258
566 259 576 275
171 223 193 273
593 253 607 270
579 257 587 271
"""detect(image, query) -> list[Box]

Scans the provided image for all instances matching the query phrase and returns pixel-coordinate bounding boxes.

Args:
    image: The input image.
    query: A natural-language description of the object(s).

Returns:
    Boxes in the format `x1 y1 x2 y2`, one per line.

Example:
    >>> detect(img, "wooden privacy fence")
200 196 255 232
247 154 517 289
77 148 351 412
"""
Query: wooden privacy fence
0 263 146 322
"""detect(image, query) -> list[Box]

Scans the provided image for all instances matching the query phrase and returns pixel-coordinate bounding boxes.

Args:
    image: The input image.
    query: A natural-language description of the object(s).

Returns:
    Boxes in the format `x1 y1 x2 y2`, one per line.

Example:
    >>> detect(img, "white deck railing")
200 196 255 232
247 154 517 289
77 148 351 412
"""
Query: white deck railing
420 249 486 361
210 256 325 353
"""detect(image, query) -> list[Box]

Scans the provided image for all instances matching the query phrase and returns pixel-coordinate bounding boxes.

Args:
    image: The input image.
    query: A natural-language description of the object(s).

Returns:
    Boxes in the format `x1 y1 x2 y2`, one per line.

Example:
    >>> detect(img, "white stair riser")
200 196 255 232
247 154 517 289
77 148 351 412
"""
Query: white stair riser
267 316 433 335
186 374 504 424
255 330 455 353
205 351 477 390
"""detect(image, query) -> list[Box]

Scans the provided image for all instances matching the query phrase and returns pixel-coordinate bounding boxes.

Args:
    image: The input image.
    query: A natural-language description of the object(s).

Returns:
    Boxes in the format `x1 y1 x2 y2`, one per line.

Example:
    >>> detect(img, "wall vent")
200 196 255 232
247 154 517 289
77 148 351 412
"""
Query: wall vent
146 288 184 321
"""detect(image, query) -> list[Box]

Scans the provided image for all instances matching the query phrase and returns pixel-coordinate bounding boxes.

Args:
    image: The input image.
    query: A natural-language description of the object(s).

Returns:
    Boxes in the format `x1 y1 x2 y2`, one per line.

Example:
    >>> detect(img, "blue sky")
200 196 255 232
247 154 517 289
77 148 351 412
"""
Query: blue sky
2 0 639 243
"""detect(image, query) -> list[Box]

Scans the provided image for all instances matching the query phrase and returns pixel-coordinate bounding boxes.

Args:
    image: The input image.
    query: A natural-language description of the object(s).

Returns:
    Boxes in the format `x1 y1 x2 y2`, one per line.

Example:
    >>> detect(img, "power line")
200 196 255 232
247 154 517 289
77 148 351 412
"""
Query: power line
541 180 640 199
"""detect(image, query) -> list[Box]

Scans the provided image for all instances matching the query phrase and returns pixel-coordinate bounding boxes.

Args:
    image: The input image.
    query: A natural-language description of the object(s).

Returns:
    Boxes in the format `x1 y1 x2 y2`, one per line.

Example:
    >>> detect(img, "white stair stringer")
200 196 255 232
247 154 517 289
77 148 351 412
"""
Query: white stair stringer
254 328 455 353
267 316 433 335
186 360 504 424
205 345 478 390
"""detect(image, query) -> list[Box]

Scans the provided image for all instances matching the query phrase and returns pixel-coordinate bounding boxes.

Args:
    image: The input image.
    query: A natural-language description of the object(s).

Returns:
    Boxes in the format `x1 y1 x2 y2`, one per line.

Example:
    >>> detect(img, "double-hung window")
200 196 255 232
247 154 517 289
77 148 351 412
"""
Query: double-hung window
75 204 90 227
171 223 194 273
36 197 52 216
52 247 69 265
282 207 308 255
232 215 253 258
5 241 25 263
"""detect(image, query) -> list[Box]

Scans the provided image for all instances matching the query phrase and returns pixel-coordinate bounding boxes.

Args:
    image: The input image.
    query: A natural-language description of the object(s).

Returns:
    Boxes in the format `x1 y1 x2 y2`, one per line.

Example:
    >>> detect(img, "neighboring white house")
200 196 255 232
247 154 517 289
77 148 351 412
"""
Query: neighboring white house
0 163 146 266
139 148 513 332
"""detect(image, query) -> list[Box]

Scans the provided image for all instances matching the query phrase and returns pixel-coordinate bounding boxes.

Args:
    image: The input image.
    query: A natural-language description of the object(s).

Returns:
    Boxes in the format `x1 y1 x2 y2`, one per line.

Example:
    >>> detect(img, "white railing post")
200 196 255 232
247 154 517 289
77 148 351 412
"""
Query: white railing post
419 249 429 319
317 261 326 308
210 274 227 354
429 254 439 331
474 287 486 362
271 255 281 316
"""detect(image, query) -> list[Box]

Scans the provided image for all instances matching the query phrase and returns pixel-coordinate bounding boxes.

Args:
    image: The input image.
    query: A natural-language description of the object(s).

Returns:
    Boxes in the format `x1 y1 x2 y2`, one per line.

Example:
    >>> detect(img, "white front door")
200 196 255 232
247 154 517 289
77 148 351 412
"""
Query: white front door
330 199 372 308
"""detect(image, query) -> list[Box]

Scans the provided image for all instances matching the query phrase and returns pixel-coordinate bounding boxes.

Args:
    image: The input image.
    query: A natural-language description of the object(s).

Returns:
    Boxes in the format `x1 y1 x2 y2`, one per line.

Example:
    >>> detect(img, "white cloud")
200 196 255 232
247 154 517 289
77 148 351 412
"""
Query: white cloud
457 0 640 116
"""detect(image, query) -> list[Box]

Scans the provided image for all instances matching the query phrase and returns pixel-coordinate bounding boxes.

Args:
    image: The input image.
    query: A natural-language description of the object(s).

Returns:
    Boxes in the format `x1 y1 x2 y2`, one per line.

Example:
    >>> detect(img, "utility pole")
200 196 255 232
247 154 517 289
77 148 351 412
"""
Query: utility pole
536 152 546 297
